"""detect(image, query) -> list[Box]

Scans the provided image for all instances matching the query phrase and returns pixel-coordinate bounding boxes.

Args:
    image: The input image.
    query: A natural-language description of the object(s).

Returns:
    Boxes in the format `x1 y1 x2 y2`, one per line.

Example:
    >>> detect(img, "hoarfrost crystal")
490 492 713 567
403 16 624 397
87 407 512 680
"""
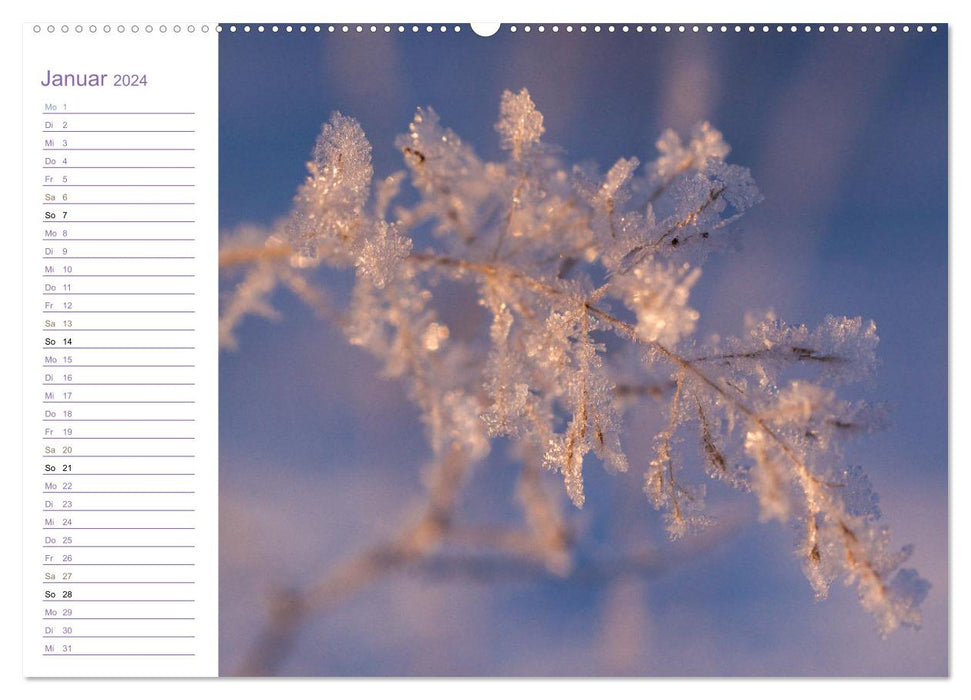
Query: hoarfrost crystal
221 89 929 637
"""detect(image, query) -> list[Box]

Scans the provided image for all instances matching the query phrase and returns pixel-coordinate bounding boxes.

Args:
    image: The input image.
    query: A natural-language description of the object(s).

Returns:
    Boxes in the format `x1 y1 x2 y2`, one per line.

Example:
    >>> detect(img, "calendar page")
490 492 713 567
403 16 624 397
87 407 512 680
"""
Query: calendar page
16 6 951 688
22 22 219 677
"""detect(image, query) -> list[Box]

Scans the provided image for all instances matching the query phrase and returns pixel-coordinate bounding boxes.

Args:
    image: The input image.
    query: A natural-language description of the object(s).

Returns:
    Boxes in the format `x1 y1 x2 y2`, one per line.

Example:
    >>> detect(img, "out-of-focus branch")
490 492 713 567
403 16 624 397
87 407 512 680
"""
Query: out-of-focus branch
613 380 678 402
236 444 470 676
235 443 745 676
416 512 745 585
218 241 337 349
219 242 291 268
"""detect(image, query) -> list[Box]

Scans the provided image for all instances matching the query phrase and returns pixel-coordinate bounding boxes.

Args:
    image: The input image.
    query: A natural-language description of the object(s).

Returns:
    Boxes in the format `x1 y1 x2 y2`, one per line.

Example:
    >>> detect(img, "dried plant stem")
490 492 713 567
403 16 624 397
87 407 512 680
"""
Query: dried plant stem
221 100 927 673
411 253 898 605
224 240 902 634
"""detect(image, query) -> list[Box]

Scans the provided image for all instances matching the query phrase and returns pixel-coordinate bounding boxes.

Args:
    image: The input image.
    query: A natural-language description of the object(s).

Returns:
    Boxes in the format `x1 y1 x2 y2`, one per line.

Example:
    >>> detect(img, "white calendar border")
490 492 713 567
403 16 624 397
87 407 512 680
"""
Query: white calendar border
3 0 965 697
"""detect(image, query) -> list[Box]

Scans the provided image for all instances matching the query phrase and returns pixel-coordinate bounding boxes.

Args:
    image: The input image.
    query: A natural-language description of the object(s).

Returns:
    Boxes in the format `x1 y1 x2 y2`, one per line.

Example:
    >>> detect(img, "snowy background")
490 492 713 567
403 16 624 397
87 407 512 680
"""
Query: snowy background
217 25 947 675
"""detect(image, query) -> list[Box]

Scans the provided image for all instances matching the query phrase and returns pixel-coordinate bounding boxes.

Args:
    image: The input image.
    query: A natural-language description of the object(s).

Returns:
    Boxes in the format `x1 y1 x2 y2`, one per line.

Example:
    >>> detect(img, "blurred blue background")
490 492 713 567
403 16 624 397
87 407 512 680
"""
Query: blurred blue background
218 25 947 675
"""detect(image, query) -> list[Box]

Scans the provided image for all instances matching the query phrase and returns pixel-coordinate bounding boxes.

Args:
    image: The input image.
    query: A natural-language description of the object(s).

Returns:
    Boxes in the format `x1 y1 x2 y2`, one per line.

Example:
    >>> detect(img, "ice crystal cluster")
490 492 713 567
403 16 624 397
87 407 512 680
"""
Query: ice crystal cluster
221 89 929 636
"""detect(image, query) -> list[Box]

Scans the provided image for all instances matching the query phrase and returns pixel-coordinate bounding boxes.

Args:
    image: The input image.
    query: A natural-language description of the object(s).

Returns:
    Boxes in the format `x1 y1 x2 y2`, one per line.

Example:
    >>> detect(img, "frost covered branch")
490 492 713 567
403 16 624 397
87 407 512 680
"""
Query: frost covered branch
222 88 929 669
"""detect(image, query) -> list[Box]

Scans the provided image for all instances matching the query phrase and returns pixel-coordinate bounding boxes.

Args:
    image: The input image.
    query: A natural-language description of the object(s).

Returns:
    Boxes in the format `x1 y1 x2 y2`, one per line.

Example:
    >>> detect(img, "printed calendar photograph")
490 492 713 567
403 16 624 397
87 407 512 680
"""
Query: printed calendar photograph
214 23 948 677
